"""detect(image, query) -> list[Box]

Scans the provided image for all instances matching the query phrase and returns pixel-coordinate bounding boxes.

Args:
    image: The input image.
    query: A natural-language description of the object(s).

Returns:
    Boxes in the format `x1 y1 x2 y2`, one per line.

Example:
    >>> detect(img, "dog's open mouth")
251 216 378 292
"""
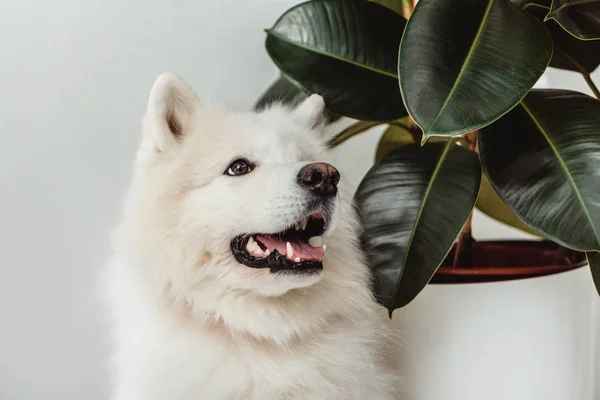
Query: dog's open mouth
231 212 328 274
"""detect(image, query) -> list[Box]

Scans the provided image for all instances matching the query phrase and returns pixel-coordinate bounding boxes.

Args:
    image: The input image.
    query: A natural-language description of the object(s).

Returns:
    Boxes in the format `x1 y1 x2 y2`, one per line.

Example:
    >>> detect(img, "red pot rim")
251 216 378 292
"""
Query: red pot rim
430 240 587 285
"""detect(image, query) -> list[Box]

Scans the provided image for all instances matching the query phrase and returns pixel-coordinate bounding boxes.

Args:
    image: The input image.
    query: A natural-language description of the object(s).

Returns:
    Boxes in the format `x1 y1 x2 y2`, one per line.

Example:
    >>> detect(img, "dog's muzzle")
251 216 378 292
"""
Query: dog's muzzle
231 162 340 274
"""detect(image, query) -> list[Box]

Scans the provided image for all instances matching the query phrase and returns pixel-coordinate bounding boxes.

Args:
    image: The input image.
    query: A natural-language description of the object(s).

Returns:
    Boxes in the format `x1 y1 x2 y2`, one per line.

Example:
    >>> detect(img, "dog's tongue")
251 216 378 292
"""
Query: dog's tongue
255 235 324 261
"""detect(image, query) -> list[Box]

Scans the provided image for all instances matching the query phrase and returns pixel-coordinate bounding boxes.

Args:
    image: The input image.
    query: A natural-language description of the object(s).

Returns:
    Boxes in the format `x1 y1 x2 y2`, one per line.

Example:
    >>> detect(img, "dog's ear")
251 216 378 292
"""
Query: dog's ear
293 94 326 130
142 72 200 151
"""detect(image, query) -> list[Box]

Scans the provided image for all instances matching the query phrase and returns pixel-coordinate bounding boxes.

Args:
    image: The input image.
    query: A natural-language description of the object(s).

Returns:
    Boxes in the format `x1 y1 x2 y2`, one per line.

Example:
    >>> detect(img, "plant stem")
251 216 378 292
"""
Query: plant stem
452 131 478 268
453 213 474 267
557 48 600 99
327 121 383 147
583 73 600 99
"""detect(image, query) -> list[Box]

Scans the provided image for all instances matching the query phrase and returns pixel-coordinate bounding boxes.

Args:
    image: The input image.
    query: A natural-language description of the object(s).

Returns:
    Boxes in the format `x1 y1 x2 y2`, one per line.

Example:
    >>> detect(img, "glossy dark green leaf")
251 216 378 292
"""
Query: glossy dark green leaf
355 141 481 313
253 75 306 111
479 89 600 252
265 0 408 121
476 172 543 237
587 251 600 296
528 5 600 73
254 75 340 122
546 0 600 40
399 0 553 139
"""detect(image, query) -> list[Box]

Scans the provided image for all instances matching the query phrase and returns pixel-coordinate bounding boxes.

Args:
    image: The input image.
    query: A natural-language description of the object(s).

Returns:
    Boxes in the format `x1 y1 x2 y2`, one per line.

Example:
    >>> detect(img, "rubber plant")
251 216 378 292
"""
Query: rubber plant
255 0 600 316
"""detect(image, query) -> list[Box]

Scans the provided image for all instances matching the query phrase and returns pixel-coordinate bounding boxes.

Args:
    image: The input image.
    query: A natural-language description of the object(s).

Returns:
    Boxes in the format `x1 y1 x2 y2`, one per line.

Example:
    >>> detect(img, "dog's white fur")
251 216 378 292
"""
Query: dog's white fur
104 73 399 399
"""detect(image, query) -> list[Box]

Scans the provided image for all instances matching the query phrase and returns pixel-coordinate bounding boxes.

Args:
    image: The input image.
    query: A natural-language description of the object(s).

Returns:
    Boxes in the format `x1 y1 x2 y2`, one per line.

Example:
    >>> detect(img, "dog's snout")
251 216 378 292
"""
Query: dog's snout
297 162 340 198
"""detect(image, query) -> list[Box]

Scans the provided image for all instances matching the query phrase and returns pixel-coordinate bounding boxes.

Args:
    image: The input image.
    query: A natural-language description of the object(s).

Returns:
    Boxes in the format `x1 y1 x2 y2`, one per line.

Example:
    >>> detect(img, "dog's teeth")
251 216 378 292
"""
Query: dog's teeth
286 242 294 259
295 222 301 231
308 236 324 247
254 246 264 255
301 217 308 231
323 244 327 251
294 257 301 262
246 237 258 252
264 249 271 256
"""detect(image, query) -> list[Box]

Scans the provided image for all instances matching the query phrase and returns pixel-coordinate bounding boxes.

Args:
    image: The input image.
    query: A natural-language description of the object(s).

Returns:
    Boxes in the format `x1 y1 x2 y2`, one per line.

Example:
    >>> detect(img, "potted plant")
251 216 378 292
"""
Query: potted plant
255 0 600 397
255 0 600 309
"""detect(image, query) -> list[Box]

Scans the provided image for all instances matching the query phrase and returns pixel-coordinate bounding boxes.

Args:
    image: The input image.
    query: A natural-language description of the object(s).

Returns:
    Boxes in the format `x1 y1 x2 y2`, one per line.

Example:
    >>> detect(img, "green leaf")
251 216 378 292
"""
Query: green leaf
374 123 415 161
587 251 600 296
546 0 600 40
528 5 600 73
355 141 481 313
399 0 553 139
479 89 600 252
265 0 408 121
253 75 307 111
476 172 544 237
254 75 341 122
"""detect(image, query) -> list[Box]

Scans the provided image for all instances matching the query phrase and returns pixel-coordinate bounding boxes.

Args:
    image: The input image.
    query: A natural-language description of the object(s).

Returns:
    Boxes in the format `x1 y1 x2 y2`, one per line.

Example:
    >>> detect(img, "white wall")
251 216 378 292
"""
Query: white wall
0 1 597 399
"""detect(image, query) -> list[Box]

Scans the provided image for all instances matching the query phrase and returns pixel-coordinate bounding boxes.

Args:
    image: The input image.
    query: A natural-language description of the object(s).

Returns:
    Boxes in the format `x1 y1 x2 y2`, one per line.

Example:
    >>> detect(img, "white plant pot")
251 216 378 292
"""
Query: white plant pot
388 266 598 400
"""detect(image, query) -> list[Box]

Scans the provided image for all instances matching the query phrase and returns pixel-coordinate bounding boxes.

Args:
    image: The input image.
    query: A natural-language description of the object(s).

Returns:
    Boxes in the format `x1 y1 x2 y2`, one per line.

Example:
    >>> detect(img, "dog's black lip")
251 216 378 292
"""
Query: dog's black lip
231 235 323 274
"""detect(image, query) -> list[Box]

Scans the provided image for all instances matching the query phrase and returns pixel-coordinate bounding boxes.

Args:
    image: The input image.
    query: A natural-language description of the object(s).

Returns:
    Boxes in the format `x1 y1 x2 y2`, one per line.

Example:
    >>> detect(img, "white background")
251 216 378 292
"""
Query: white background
0 0 598 399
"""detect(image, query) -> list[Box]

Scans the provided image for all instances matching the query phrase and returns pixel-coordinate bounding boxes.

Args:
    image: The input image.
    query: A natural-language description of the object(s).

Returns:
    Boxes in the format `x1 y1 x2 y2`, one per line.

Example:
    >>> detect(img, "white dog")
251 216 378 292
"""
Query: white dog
104 73 399 399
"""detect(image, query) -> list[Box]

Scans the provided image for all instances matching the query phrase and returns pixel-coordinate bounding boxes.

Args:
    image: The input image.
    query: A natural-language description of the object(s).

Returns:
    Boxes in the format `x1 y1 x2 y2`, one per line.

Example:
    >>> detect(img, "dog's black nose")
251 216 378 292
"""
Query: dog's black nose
297 162 340 198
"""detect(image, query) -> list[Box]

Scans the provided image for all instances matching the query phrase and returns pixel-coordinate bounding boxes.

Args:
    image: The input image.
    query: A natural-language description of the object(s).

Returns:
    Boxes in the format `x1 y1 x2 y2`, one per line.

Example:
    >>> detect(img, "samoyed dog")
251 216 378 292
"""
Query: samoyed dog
104 73 399 399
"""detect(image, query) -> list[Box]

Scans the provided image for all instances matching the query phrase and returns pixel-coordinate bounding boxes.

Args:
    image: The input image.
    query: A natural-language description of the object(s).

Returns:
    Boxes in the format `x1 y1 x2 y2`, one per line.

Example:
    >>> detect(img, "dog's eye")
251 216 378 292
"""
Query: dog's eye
225 159 253 176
